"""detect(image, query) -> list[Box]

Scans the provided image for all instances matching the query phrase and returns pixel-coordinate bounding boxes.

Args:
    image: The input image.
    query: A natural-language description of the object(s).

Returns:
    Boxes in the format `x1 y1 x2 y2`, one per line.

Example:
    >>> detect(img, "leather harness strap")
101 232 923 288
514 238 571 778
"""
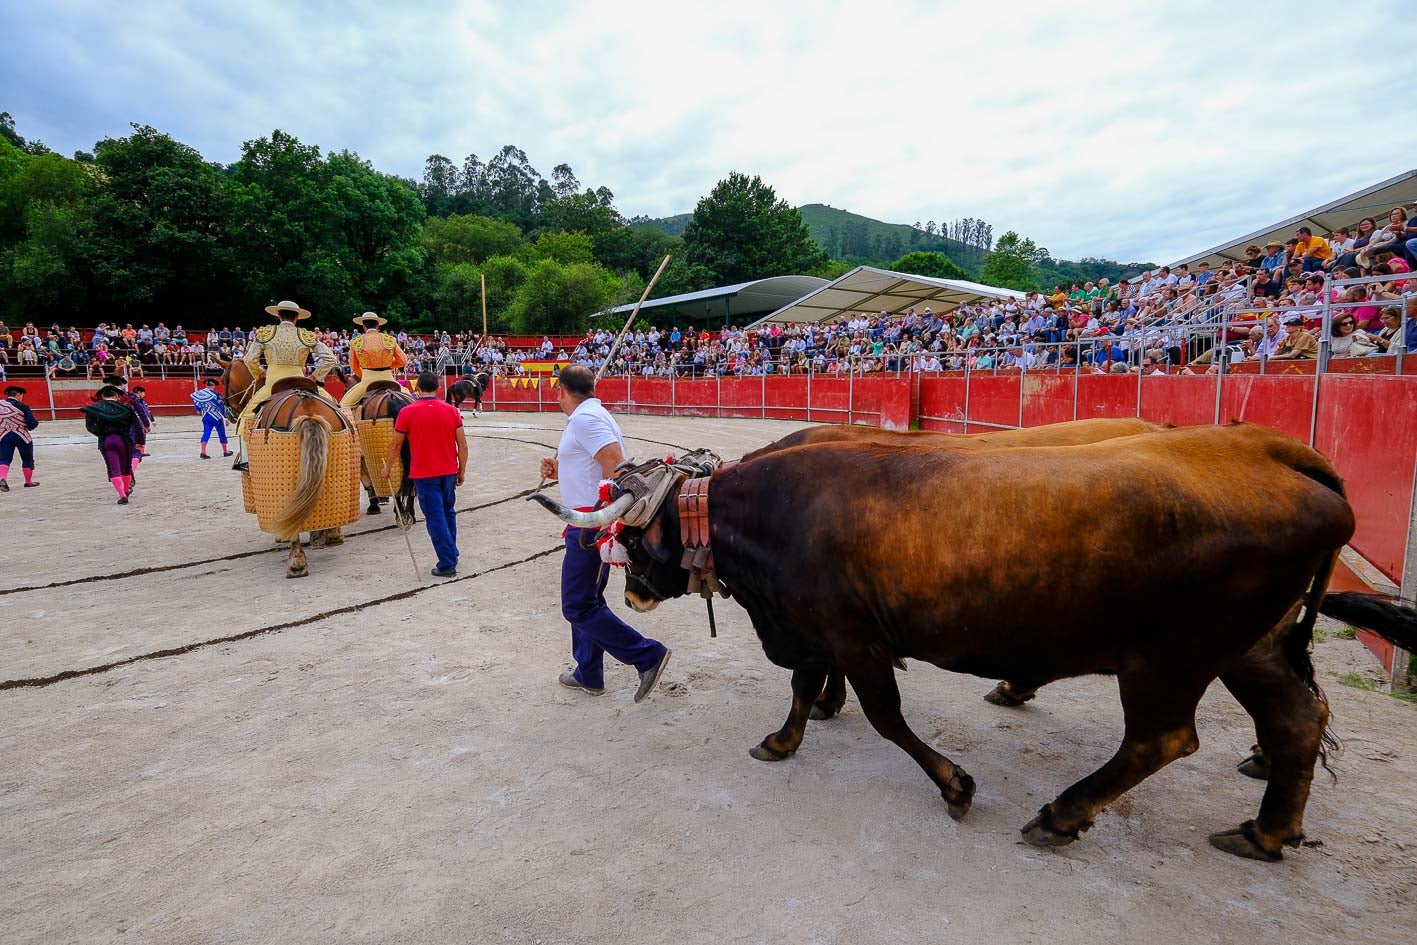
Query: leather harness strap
676 476 726 601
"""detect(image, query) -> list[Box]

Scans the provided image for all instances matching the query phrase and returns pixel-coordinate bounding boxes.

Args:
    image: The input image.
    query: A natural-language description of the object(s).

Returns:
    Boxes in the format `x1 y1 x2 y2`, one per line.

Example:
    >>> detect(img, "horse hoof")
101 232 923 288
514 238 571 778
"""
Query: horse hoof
1020 807 1078 848
1237 752 1272 781
749 741 793 762
1209 823 1283 861
286 568 308 579
983 683 1034 707
943 771 975 821
367 503 382 514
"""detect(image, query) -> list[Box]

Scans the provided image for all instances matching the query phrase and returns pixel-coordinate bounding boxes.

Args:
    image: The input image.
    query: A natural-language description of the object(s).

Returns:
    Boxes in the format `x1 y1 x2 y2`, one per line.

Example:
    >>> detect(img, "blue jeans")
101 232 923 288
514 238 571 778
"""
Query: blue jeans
413 474 458 571
562 526 666 689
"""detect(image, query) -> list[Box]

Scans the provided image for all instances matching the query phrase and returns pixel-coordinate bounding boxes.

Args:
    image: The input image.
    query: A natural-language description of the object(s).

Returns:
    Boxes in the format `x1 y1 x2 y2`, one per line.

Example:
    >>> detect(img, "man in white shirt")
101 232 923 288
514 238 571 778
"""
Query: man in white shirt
538 364 671 702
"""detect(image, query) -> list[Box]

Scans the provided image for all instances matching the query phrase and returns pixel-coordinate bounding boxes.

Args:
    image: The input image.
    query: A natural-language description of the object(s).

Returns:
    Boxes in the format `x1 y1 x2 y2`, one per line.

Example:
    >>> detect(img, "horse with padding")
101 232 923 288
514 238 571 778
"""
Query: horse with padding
529 423 1417 861
219 359 361 578
350 381 417 522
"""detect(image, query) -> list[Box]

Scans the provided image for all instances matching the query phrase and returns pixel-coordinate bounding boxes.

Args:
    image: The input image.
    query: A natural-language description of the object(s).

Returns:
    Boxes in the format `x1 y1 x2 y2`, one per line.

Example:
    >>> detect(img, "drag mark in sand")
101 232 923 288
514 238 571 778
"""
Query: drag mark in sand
0 546 562 691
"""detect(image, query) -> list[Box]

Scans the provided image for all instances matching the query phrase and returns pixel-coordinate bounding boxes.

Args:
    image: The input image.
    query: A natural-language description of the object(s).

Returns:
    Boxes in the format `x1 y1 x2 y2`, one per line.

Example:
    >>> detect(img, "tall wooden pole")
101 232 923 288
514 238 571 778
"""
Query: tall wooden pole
598 254 671 381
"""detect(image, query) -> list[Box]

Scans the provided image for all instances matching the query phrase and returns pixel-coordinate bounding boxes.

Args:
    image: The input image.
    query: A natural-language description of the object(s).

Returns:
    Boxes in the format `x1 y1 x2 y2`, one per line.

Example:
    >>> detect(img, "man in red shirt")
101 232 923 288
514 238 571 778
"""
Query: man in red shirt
384 371 468 578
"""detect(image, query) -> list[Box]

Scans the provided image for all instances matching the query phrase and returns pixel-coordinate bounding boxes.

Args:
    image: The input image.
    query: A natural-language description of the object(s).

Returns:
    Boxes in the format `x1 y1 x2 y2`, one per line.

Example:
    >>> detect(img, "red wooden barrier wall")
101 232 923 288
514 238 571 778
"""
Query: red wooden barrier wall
30 370 1414 592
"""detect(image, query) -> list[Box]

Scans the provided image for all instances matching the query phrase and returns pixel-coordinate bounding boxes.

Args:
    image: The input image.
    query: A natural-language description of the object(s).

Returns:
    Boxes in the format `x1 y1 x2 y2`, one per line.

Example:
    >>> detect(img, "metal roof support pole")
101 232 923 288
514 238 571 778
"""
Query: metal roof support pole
670 363 676 415
1398 308 1408 376
1017 363 1025 430
761 370 766 420
963 356 973 433
1395 450 1417 691
716 371 721 420
1309 275 1332 448
1136 346 1144 418
44 369 57 421
847 362 855 426
1213 336 1226 426
1072 338 1080 423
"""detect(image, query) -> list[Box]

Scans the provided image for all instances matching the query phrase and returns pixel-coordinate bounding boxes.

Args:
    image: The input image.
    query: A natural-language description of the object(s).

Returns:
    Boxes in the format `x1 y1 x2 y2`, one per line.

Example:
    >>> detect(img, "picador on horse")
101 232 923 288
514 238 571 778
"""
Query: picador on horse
342 312 416 518
221 300 362 578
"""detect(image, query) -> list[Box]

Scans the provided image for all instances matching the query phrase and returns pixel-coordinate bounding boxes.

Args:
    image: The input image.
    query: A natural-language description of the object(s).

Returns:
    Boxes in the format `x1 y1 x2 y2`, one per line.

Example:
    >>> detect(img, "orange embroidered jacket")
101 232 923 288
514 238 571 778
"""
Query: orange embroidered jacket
350 330 408 376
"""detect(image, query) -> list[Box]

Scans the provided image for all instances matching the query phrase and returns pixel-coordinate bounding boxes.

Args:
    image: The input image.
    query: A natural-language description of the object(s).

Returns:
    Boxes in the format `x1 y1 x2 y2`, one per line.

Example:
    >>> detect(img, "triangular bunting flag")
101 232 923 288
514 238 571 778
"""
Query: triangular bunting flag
549 376 559 387
531 377 540 389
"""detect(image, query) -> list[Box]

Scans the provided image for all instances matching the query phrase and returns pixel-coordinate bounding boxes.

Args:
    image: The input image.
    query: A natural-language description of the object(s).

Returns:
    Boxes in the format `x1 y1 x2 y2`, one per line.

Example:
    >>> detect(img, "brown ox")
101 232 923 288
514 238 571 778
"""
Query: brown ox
530 423 1417 860
743 419 1162 719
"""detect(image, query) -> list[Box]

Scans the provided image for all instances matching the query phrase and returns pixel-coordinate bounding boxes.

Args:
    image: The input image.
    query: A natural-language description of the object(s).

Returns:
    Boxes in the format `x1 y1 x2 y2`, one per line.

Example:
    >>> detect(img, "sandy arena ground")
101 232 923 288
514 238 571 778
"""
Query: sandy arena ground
2 410 1415 944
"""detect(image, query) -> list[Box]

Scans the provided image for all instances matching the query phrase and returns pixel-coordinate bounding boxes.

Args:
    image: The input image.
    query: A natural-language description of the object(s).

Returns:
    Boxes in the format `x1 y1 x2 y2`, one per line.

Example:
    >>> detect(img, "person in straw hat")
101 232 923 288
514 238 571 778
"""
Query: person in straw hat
340 311 408 406
232 300 337 471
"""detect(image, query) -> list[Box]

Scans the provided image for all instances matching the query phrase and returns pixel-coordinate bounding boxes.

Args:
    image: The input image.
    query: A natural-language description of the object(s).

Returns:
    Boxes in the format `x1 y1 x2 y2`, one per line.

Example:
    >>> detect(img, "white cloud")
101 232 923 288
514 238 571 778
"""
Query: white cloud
5 0 1414 262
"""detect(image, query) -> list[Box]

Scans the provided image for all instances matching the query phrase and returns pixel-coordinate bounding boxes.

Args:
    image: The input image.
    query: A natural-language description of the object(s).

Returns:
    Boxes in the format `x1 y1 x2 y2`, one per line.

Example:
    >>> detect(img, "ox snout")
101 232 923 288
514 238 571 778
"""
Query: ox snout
624 590 661 613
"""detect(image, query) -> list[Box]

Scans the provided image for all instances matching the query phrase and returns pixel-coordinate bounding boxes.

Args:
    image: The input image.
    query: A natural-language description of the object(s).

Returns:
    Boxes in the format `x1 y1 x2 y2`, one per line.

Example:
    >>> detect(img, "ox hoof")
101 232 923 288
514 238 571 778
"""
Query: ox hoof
1208 822 1283 861
1020 806 1079 848
749 741 794 763
942 771 976 821
983 682 1035 707
1236 750 1271 782
809 703 841 721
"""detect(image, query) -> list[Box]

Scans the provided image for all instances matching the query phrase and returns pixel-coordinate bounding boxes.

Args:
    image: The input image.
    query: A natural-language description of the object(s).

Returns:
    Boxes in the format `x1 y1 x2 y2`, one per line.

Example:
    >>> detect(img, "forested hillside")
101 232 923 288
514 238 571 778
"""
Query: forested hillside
1 112 1153 332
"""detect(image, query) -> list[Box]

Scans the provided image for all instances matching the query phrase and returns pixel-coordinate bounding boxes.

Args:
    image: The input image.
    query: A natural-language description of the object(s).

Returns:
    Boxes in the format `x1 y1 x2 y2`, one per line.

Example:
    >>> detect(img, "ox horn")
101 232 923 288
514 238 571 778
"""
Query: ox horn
527 491 635 529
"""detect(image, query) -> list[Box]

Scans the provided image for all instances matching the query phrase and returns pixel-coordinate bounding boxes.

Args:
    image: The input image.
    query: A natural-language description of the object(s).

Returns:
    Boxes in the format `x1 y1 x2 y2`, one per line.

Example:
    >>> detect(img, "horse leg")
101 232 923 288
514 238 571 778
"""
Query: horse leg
362 462 381 514
286 536 309 578
810 669 848 720
1210 613 1328 860
750 668 829 761
846 661 975 819
1021 667 1206 848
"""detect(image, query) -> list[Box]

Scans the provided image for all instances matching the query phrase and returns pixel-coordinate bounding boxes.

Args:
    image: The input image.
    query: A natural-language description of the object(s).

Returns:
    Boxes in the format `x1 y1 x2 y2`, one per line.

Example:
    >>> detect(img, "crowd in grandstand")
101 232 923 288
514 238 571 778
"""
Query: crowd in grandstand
2 204 1414 384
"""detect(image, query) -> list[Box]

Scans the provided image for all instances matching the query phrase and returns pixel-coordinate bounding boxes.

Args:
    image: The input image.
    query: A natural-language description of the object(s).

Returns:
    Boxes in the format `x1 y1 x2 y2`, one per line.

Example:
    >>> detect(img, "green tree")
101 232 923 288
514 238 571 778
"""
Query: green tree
526 230 594 266
890 251 973 281
508 258 619 334
81 125 238 319
682 172 828 285
809 259 855 280
229 131 425 322
978 231 1045 292
421 213 524 266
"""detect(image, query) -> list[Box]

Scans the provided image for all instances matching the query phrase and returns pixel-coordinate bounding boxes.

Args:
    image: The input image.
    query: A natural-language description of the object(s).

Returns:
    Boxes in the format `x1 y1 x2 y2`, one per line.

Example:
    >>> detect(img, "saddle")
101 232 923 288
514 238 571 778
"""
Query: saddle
272 376 320 395
357 387 414 421
256 388 352 433
365 379 403 394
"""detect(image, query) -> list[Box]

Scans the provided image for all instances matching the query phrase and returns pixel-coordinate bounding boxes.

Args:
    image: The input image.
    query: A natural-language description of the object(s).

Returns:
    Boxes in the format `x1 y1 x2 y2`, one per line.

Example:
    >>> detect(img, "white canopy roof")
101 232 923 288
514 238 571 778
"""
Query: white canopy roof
751 266 1025 326
1171 168 1417 267
603 274 828 321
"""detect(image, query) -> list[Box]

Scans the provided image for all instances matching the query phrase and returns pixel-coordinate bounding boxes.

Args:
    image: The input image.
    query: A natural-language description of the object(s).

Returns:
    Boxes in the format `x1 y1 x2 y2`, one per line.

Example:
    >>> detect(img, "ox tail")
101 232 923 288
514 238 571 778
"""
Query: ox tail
1319 593 1417 654
1283 455 1348 770
271 416 330 541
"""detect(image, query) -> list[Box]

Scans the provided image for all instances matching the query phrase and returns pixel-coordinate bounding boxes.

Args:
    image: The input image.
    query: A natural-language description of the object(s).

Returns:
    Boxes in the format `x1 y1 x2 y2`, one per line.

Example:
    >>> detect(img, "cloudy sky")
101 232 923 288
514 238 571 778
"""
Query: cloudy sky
5 0 1415 263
